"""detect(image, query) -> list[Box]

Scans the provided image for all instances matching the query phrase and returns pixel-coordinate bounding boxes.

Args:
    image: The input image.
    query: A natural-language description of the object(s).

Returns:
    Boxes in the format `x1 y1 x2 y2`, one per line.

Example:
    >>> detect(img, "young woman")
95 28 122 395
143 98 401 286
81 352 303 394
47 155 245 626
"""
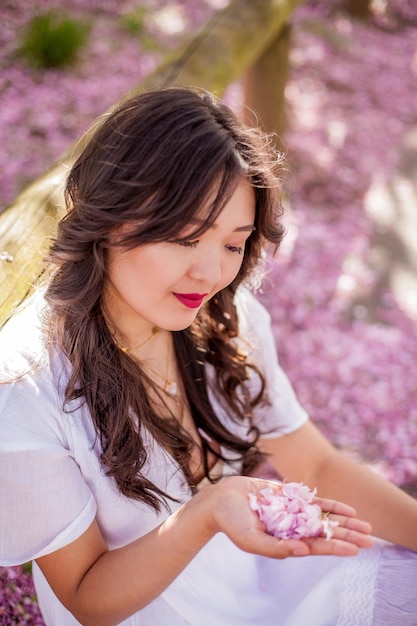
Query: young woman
0 87 416 626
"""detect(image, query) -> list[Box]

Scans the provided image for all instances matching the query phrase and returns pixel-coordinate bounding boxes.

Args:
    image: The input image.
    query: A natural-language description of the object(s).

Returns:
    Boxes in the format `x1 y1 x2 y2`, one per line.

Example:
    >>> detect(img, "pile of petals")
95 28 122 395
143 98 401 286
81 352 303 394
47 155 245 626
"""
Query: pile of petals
249 482 338 540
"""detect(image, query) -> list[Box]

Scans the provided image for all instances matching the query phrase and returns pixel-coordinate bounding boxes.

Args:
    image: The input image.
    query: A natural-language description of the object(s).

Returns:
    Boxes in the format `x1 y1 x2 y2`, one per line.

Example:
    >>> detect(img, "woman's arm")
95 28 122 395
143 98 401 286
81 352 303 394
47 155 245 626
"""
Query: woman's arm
259 420 417 551
36 475 371 626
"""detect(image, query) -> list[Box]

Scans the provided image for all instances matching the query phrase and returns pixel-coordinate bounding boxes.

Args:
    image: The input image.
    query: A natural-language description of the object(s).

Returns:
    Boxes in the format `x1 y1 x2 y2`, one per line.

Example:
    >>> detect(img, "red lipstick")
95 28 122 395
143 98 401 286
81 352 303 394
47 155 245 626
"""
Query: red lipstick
173 293 207 309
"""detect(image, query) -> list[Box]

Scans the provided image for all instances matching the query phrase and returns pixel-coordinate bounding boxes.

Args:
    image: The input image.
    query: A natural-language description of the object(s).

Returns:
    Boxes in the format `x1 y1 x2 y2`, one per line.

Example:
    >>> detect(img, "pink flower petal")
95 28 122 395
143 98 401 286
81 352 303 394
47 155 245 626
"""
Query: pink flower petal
249 482 339 540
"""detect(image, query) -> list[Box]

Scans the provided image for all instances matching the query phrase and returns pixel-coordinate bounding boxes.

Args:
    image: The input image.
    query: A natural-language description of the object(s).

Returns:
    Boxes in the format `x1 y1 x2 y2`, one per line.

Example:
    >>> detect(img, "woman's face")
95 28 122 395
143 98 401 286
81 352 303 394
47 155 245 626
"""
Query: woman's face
104 178 256 338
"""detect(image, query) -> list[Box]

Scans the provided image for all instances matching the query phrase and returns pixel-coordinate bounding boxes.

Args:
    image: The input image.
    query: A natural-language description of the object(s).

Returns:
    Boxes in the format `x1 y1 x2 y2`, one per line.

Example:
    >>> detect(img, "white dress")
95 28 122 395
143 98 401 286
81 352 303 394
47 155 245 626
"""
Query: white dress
0 289 416 626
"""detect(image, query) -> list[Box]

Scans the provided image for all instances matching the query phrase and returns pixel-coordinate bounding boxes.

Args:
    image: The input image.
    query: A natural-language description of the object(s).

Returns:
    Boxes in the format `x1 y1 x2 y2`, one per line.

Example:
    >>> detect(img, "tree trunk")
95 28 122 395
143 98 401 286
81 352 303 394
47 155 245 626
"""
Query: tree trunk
243 24 292 147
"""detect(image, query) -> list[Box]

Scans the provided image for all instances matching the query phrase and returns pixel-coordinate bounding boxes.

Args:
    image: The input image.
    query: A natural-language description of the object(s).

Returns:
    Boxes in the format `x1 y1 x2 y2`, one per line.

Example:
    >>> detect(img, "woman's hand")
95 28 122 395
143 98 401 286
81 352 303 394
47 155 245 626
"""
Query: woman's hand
203 476 373 559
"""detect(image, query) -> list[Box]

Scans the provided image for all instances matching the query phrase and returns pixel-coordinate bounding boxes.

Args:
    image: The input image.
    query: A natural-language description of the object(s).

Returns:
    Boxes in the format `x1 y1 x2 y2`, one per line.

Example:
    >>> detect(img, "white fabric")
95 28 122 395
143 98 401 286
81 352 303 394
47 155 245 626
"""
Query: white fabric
1 288 416 625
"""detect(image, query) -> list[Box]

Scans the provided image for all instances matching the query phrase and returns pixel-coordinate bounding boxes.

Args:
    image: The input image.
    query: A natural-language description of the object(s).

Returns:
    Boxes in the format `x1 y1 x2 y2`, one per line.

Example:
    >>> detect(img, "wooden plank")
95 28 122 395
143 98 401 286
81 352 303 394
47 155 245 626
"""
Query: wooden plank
0 0 304 327
0 166 67 325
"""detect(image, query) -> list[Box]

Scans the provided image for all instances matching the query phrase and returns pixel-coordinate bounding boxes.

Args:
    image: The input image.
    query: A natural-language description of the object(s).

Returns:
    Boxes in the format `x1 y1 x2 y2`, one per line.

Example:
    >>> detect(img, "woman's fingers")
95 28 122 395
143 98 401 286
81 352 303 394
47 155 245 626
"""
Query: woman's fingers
311 496 374 546
313 496 358 517
301 535 364 556
235 525 371 559
327 511 372 536
323 516 373 548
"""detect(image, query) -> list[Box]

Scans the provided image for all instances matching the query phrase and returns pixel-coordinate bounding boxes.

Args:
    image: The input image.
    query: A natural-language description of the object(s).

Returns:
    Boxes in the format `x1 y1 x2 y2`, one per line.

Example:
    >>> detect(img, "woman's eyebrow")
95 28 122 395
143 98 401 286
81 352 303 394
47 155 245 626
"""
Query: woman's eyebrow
189 218 255 233
233 225 256 233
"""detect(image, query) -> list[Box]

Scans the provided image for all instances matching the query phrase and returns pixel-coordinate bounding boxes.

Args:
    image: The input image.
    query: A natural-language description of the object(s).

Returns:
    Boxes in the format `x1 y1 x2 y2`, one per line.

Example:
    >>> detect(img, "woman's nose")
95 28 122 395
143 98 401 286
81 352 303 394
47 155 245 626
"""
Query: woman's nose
189 250 221 285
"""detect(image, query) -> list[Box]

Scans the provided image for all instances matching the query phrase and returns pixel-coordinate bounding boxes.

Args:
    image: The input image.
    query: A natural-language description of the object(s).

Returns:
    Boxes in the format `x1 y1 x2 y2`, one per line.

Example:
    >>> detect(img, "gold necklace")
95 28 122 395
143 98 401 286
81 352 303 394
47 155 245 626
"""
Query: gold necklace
142 350 178 397
144 362 178 397
114 326 159 353
114 326 178 397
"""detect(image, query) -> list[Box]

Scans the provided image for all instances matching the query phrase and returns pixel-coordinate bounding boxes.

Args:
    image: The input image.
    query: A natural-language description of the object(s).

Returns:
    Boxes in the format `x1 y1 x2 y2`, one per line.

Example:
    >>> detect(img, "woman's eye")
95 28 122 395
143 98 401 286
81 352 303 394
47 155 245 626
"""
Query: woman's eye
179 240 199 248
226 245 243 255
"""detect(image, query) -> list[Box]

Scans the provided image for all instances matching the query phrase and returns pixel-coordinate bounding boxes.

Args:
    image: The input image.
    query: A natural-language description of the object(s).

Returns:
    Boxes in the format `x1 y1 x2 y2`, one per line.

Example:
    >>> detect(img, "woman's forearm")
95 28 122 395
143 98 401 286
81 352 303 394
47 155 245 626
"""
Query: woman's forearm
312 451 417 551
39 489 217 626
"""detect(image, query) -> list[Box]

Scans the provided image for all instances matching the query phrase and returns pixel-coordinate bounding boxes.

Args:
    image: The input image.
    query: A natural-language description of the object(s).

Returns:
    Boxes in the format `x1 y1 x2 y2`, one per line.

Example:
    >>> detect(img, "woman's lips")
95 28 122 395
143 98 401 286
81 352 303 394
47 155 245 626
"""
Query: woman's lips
173 293 207 309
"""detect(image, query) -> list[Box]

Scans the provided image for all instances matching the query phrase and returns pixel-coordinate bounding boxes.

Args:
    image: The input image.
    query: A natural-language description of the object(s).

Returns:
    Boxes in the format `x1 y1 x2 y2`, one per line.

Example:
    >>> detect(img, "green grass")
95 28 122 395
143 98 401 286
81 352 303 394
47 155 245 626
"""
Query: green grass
19 10 90 69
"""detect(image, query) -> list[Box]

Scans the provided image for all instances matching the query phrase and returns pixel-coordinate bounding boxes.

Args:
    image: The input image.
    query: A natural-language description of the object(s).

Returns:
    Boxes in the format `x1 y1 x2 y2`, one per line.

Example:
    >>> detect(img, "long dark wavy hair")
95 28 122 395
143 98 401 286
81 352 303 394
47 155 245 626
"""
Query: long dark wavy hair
44 86 285 511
